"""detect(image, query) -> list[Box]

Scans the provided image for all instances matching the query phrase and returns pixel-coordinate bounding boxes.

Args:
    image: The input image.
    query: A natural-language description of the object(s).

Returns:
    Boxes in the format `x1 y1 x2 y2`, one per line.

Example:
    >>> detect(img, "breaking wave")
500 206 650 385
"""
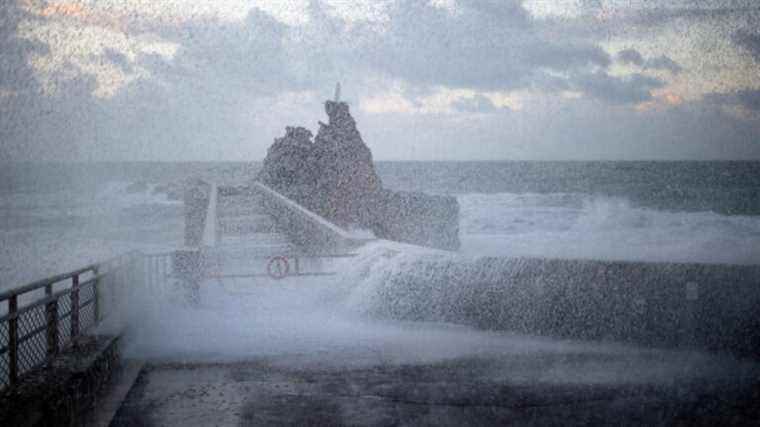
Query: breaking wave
458 192 760 265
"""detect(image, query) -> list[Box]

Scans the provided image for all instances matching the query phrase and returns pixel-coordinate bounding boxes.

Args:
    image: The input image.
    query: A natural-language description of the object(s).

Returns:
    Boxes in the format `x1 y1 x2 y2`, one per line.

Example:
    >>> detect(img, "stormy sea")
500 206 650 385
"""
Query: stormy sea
2 160 760 292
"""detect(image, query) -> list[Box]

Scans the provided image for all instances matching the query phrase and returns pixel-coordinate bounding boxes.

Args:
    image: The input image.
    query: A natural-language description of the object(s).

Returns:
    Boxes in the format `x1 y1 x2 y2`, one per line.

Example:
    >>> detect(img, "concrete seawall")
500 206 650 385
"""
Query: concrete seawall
363 256 760 358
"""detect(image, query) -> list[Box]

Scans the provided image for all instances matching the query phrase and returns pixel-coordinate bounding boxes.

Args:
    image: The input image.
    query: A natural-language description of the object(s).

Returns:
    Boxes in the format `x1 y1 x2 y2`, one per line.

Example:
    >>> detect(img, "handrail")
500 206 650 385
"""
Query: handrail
0 250 144 390
249 181 375 251
0 250 141 302
0 276 99 323
251 181 355 239
0 265 97 302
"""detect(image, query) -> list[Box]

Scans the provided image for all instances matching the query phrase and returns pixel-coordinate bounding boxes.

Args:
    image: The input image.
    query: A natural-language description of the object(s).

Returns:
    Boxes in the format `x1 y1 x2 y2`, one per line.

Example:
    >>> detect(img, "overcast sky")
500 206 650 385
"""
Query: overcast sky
1 0 759 161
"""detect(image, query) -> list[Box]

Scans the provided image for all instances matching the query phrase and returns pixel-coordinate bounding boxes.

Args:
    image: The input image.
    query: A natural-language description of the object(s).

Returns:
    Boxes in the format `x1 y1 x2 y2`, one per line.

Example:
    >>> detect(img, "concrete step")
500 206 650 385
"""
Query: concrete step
218 215 277 234
217 196 268 216
218 233 291 247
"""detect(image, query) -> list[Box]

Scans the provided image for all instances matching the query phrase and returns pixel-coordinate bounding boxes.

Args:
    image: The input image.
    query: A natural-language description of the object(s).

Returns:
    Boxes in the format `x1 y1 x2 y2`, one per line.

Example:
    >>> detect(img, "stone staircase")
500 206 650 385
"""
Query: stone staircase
209 189 297 276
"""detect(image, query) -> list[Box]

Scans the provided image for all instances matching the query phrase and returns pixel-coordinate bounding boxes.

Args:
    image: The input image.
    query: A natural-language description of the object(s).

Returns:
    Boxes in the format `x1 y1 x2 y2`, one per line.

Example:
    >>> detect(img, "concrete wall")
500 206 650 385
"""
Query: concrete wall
364 256 760 358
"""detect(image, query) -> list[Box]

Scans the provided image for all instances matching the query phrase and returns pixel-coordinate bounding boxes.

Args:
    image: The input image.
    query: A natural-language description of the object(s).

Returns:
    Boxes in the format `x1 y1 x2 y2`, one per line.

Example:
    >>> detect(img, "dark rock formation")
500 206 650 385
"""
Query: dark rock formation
258 126 314 189
258 99 460 250
311 101 382 226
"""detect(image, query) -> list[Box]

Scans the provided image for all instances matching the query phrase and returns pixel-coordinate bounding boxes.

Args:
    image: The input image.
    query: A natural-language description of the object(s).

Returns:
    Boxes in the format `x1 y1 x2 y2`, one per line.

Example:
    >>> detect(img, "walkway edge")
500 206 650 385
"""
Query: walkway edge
84 359 146 427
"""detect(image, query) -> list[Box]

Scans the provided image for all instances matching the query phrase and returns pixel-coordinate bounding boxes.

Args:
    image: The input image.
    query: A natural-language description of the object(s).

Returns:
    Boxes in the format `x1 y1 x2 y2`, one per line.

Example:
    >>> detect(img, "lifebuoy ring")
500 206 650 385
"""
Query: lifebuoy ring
267 256 290 279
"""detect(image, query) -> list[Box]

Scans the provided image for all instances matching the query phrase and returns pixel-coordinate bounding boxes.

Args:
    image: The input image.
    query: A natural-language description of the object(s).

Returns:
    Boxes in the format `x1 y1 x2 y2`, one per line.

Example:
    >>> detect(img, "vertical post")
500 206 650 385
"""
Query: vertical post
8 295 18 386
70 274 80 341
46 284 59 363
685 281 699 348
294 257 301 275
93 266 101 322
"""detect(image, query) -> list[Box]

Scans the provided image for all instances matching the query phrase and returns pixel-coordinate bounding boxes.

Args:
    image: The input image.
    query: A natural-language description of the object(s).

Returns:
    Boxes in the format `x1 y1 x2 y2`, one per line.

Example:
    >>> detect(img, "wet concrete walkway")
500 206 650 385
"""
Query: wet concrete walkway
110 350 760 426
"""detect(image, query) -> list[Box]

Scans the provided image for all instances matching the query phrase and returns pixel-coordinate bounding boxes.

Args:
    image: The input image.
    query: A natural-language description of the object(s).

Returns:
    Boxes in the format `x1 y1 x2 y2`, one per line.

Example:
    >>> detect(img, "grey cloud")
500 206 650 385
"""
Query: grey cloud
616 48 682 74
734 31 760 61
706 89 760 111
618 49 645 66
451 94 504 113
355 0 610 91
737 89 760 110
3 0 759 162
645 55 683 73
548 2 760 43
99 48 133 73
573 72 664 104
1 1 50 161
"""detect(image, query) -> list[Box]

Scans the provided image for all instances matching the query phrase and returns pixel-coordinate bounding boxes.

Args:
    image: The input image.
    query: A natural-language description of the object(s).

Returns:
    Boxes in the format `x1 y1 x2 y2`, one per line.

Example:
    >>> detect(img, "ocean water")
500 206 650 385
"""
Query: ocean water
2 161 760 291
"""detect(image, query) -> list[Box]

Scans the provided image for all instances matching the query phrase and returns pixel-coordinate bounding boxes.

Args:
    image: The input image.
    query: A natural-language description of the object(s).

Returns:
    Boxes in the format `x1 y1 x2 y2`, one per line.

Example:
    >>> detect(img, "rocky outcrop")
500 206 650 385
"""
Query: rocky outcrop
258 126 314 189
258 99 460 251
311 101 382 226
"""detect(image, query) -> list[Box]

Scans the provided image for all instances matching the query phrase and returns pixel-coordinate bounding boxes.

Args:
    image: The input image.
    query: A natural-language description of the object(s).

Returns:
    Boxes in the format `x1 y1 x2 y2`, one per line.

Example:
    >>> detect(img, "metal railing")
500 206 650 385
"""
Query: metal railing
0 245 348 390
0 251 142 390
143 251 174 300
204 252 359 280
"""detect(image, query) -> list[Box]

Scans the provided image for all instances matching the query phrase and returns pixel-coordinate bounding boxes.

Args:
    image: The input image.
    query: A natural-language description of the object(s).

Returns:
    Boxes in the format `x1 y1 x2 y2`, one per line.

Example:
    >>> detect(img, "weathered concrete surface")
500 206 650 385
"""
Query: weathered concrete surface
111 353 760 426
83 360 145 427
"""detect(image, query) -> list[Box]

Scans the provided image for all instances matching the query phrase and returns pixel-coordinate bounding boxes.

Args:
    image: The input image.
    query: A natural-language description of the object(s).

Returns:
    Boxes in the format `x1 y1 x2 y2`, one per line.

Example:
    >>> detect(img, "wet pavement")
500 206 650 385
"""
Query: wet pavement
110 350 760 426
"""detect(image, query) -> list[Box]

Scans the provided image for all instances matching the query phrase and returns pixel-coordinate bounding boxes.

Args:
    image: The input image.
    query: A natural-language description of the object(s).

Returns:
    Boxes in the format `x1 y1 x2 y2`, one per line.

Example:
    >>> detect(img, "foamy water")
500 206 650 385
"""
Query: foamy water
103 239 759 386
459 192 760 264
4 182 760 292
5 175 755 385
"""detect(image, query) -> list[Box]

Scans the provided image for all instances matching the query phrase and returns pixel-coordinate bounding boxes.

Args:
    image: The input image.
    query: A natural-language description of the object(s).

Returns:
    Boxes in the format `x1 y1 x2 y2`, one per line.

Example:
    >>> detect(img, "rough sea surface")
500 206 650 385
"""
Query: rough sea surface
2 161 759 291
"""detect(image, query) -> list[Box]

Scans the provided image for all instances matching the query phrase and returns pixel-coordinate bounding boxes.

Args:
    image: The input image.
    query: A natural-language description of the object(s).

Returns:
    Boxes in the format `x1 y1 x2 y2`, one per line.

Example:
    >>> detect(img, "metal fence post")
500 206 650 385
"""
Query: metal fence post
71 274 80 343
45 284 59 363
8 295 18 386
93 266 100 322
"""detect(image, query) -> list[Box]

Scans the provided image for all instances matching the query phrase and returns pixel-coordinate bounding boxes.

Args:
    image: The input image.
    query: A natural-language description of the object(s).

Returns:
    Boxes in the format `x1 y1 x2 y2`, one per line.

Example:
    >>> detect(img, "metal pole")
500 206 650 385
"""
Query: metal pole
93 266 101 322
71 274 80 341
46 284 59 363
8 295 18 386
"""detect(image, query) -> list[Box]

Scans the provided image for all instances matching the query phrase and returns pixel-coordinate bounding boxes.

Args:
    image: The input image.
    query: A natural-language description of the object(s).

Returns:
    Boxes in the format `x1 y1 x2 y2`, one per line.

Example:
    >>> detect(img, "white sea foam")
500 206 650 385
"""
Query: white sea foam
459 192 760 264
101 239 759 386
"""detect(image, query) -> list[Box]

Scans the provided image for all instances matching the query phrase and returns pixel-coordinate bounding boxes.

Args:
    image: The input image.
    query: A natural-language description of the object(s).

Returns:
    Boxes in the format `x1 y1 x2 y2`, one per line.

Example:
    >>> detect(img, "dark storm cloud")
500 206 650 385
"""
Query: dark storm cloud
734 31 760 61
356 0 611 91
706 89 760 111
573 72 664 105
617 49 683 74
550 1 760 42
645 55 683 74
155 9 298 95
